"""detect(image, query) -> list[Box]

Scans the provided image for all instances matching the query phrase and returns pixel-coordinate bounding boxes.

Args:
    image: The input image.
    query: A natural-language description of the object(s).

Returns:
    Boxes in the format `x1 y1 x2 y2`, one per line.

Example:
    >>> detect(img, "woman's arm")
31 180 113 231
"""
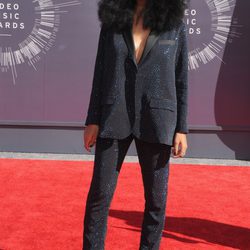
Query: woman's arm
85 24 107 126
172 22 189 157
174 21 189 134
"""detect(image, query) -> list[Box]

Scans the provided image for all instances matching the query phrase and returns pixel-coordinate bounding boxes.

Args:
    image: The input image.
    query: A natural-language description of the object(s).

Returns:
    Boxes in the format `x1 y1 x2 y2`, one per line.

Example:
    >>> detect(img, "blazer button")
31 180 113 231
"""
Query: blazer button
128 53 133 59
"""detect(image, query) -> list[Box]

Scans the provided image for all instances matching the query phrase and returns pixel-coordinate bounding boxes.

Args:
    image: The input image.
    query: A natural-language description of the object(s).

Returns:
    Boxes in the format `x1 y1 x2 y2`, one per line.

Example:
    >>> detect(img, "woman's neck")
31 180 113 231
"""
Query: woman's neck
136 0 146 11
134 0 146 24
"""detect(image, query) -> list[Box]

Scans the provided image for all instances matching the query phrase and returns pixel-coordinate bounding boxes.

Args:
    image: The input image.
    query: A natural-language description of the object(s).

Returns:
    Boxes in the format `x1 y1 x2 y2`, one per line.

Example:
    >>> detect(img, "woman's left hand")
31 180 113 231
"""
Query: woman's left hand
172 132 188 158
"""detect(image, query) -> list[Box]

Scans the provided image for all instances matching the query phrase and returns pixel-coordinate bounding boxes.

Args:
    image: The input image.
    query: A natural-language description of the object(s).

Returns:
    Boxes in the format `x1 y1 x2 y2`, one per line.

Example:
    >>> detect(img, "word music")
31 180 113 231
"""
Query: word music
0 3 24 29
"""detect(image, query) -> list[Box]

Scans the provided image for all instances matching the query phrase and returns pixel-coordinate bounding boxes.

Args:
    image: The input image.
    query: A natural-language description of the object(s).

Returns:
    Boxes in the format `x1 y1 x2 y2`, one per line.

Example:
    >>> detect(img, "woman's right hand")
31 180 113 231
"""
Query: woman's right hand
84 124 100 152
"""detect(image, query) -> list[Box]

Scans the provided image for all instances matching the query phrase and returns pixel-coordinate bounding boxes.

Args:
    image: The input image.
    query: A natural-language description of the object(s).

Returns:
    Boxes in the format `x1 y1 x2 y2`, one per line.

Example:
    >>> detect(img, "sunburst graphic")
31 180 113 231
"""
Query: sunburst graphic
0 0 81 84
186 0 242 71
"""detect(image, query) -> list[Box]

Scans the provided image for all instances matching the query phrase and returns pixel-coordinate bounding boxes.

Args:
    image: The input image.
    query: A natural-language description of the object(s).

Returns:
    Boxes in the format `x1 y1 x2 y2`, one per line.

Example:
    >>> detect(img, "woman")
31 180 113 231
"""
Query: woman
83 0 189 249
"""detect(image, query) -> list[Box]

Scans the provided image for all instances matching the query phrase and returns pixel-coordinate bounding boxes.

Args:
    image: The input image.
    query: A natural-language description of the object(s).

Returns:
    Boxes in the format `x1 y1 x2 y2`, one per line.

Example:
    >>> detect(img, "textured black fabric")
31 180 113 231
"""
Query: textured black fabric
83 134 171 250
85 22 189 146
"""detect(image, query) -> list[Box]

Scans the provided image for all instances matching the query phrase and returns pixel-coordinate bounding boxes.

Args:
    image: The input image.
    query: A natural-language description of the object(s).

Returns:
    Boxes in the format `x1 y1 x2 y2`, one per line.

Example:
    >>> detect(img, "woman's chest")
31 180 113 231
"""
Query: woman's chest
104 29 179 67
131 27 151 64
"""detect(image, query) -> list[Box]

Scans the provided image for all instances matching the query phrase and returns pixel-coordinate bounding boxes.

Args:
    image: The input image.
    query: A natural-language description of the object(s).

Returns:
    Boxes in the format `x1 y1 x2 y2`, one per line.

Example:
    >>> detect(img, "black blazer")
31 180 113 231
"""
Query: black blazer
85 21 189 146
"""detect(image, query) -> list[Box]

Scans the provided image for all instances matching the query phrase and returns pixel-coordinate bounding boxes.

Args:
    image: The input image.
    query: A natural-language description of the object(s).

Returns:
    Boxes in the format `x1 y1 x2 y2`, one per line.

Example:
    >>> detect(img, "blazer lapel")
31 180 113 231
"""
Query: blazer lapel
122 27 137 66
122 26 161 68
140 31 161 64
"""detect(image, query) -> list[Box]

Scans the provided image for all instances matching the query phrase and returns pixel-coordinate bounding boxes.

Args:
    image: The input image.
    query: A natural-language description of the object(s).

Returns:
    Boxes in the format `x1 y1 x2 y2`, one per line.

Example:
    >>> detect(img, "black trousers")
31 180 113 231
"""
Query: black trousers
83 133 171 250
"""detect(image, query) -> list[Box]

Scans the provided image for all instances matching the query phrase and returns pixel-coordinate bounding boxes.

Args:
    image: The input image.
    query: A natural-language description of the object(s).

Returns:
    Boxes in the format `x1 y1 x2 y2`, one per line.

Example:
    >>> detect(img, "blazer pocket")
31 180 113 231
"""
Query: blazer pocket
158 39 176 45
101 95 116 105
149 98 176 111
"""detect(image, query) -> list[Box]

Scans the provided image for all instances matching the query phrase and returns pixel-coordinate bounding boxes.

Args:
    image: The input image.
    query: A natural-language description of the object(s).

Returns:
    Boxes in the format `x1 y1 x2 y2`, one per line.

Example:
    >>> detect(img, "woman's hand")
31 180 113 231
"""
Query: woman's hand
172 132 188 158
84 124 99 152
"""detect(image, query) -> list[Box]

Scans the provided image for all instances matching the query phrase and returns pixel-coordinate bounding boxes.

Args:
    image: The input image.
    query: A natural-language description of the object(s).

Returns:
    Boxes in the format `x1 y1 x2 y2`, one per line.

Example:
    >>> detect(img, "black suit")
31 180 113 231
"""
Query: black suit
85 21 189 146
83 21 189 250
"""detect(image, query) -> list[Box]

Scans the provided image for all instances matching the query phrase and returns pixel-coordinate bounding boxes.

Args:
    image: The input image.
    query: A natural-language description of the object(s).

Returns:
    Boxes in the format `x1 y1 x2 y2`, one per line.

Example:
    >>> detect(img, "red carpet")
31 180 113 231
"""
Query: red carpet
0 158 249 250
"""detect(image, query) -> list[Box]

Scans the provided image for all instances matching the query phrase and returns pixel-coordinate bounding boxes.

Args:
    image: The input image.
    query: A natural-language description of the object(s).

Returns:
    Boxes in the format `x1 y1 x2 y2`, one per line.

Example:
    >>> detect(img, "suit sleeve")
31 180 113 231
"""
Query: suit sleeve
85 25 107 126
174 22 189 134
